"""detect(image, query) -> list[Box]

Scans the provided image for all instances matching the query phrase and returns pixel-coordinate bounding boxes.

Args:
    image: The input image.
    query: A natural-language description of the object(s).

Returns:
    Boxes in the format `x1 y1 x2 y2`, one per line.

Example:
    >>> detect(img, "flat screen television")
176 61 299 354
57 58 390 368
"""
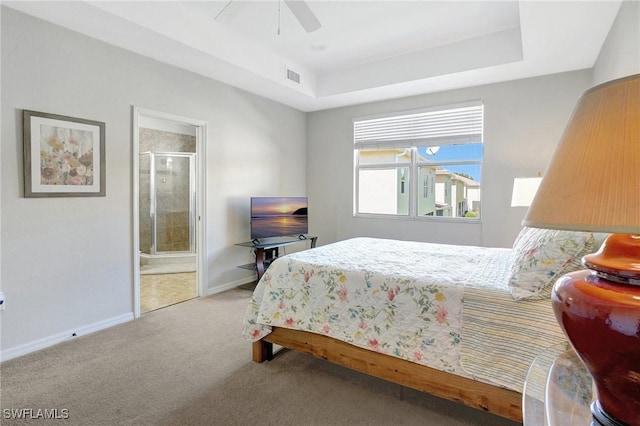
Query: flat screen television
250 197 308 240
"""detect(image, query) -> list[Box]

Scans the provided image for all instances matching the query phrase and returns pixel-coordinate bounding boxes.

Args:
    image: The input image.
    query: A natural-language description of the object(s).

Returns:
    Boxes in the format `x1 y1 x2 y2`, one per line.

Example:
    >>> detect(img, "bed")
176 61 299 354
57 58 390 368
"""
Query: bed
243 229 599 422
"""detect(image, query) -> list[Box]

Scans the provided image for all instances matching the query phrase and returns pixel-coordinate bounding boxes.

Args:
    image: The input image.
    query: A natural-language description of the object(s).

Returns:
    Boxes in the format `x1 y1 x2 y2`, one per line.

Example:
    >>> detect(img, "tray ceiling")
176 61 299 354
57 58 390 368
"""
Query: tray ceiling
4 1 623 111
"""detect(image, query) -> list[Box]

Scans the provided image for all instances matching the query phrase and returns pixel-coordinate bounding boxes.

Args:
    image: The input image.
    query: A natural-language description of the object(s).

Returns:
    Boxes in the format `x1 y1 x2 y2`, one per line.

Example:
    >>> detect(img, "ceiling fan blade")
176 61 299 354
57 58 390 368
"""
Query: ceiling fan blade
283 0 321 33
214 0 247 24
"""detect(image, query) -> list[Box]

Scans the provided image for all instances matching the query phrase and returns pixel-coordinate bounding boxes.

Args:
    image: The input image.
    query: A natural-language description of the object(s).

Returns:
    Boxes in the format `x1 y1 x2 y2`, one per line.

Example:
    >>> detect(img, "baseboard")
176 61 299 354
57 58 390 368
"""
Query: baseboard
206 276 256 297
2 279 255 362
0 313 134 362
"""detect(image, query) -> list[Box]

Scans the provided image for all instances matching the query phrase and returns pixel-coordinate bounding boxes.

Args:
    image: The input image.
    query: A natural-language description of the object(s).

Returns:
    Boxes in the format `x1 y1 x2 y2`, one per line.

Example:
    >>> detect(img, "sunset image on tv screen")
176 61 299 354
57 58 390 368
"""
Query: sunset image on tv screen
251 197 308 239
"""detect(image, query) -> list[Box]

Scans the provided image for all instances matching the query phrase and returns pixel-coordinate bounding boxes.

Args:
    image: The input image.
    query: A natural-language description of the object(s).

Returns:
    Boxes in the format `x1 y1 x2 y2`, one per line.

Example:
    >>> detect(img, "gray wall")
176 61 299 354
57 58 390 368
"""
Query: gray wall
307 71 592 248
592 0 640 85
1 8 306 358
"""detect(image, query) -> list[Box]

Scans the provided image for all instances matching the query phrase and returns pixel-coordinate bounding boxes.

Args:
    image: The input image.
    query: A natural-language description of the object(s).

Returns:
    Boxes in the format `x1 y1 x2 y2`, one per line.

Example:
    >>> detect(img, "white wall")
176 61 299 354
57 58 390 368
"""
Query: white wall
0 8 306 359
307 71 592 248
592 0 640 86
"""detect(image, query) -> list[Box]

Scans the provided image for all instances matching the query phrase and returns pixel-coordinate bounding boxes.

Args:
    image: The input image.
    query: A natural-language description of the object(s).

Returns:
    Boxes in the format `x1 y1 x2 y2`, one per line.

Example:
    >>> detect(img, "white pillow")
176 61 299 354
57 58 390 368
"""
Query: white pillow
508 227 595 300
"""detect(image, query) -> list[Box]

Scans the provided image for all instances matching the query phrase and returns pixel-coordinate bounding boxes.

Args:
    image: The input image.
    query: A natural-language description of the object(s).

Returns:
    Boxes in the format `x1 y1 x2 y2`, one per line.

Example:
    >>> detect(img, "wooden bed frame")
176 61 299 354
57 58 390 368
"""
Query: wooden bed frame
253 326 523 423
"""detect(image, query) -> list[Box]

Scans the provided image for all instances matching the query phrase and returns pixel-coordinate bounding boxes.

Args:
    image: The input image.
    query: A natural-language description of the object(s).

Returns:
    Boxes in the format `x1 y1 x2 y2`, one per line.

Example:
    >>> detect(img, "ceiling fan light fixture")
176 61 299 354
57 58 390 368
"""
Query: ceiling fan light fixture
215 0 321 34
214 0 246 24
283 0 322 33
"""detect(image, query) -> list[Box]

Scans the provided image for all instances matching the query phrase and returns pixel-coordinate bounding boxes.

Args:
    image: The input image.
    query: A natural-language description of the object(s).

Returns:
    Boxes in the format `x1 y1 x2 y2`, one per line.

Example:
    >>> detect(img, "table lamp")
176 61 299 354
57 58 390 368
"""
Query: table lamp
523 74 639 426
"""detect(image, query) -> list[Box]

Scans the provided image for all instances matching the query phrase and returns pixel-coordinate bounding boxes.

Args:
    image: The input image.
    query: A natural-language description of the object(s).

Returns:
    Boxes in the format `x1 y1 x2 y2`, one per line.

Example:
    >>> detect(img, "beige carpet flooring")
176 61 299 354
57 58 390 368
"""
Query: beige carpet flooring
0 289 520 426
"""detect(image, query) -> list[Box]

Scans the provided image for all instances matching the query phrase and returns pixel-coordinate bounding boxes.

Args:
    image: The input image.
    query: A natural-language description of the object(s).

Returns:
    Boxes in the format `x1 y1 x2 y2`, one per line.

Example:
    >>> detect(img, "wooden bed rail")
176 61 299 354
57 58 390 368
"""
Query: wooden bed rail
253 327 523 423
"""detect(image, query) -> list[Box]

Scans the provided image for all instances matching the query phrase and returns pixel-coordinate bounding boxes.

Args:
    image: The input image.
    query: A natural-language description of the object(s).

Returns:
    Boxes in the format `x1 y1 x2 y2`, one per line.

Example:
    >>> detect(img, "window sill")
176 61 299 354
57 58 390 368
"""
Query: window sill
353 213 482 225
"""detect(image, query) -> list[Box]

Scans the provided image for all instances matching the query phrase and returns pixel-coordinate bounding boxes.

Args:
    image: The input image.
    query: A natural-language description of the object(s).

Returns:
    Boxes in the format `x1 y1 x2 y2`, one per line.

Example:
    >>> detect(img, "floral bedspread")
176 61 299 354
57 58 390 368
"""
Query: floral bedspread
243 237 511 376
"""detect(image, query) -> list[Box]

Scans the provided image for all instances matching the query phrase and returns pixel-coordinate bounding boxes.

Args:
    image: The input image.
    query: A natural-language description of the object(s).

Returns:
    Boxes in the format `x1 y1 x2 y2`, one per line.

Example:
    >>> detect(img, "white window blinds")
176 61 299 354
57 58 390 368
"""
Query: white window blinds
354 103 483 149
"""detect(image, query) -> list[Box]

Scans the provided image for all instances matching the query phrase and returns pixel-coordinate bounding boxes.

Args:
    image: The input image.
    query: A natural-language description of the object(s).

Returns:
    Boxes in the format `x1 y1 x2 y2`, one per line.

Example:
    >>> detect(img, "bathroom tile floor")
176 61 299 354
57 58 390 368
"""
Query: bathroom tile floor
141 272 197 313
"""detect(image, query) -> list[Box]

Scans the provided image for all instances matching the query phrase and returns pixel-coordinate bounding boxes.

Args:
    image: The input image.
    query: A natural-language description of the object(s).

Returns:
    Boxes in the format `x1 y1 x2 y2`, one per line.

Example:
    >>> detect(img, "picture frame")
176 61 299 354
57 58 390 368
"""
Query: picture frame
23 110 105 197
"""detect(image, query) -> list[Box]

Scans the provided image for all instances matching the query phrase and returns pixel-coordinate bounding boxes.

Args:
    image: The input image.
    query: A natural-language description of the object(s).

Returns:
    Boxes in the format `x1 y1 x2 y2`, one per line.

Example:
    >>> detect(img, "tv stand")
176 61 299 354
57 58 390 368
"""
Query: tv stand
236 236 317 281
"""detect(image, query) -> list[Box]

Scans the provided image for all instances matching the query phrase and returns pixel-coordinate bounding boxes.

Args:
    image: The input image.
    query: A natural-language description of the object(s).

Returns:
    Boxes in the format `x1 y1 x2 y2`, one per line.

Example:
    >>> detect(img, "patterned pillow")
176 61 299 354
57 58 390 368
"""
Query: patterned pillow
508 227 595 300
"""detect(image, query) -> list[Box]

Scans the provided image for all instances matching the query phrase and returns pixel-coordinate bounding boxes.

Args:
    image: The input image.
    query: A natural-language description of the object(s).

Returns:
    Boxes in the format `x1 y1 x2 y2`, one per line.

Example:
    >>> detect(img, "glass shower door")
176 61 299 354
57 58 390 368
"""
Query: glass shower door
139 153 152 255
153 153 196 255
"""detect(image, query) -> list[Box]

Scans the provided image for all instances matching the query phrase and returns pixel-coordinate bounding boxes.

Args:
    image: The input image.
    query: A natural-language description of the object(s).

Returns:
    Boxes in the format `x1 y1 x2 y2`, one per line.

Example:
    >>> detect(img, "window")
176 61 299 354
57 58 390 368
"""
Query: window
354 103 483 220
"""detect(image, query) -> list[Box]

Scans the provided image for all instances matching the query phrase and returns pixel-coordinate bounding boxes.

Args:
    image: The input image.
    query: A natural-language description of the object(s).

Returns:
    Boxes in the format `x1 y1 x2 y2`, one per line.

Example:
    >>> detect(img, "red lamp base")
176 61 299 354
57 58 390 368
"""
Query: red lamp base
551 234 640 426
592 400 627 426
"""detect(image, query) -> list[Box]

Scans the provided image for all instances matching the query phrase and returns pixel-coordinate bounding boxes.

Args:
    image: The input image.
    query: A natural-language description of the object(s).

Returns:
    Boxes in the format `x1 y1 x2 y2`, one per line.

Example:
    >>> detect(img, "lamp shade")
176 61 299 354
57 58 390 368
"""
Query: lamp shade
511 177 542 207
523 74 640 234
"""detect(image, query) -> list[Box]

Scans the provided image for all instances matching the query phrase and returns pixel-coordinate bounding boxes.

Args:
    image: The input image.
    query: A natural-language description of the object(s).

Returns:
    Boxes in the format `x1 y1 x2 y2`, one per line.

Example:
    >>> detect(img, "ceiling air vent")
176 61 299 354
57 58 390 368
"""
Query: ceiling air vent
286 68 301 84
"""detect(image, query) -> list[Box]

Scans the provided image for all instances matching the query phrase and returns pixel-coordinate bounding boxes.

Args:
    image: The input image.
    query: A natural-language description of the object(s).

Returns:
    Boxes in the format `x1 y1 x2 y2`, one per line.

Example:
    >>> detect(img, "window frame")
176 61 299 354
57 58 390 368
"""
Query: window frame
353 102 483 221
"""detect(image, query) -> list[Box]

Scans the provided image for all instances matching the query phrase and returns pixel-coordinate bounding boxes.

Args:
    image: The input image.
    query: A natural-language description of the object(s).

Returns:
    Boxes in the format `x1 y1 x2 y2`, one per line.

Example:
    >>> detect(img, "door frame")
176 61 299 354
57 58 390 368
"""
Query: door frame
132 106 207 318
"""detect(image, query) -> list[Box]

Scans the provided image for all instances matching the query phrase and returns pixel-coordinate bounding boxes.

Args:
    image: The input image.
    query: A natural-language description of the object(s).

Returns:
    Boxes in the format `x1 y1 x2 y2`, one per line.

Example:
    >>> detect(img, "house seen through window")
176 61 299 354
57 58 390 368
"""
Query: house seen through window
354 102 483 219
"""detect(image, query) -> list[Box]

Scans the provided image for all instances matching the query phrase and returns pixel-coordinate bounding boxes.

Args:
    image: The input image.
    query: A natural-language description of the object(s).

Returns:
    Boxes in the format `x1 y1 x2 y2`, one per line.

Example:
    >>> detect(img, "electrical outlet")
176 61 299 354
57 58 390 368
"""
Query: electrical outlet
0 291 5 311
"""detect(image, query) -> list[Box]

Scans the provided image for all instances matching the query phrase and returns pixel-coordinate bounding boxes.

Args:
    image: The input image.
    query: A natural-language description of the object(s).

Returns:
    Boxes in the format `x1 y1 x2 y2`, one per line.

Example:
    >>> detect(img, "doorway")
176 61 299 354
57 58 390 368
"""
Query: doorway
133 108 207 317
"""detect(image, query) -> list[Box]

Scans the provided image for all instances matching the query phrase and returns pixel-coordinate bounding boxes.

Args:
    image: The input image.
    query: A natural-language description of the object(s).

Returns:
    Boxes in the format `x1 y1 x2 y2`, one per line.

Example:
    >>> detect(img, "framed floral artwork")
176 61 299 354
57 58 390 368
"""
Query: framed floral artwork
23 110 105 197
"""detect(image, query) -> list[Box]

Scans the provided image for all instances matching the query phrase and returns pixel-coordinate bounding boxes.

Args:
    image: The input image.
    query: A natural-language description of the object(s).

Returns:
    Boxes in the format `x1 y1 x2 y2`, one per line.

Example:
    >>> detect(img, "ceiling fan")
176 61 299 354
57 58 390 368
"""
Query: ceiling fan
215 0 322 33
